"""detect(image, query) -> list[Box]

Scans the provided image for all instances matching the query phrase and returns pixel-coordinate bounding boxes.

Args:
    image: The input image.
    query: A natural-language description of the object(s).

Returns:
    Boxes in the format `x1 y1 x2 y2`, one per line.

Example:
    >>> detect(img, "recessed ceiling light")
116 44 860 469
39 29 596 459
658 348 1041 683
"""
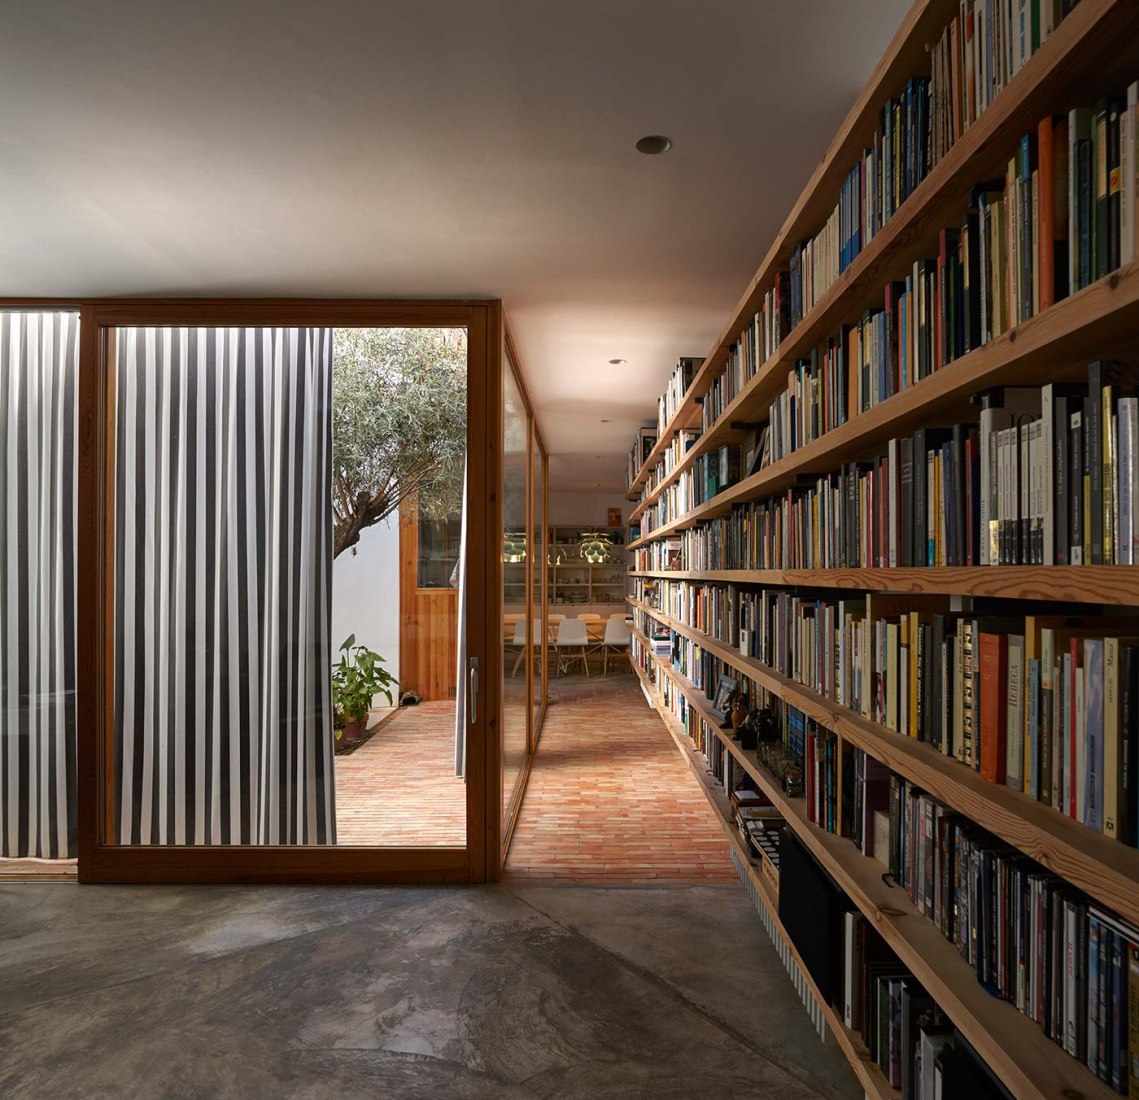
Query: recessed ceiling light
600 418 611 423
609 358 626 365
635 135 672 155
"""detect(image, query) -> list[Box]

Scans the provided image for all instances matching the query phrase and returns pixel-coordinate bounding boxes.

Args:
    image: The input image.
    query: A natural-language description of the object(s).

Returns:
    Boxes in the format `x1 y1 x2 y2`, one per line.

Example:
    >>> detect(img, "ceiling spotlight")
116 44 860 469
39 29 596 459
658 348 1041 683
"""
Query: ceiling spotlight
609 358 626 365
600 418 611 423
635 135 672 155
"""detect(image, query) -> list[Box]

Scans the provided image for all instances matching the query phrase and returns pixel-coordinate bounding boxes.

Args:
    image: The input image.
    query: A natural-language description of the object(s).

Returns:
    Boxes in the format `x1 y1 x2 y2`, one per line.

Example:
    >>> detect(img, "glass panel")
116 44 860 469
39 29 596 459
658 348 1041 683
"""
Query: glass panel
0 311 79 868
109 325 469 848
416 514 461 589
530 435 545 739
502 363 529 827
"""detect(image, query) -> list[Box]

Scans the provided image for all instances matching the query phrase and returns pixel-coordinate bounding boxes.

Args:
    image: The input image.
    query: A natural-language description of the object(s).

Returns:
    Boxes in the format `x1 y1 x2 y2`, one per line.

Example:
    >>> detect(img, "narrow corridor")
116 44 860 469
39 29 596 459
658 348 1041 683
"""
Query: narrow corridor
504 672 737 883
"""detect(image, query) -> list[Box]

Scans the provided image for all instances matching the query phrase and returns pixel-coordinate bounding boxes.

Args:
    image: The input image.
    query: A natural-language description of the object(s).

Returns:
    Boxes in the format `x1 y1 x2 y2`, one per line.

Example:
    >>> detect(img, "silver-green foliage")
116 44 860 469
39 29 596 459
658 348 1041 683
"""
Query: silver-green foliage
332 327 467 557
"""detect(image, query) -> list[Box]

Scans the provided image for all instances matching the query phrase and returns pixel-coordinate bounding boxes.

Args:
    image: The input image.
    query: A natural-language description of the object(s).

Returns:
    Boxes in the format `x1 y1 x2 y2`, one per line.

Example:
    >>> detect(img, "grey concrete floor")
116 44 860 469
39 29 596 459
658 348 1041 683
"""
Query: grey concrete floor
0 881 861 1099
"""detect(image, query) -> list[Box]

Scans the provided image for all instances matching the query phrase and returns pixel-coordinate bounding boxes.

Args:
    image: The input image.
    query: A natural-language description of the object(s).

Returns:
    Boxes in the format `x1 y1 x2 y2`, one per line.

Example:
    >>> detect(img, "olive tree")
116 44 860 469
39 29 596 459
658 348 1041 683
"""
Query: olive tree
332 327 466 558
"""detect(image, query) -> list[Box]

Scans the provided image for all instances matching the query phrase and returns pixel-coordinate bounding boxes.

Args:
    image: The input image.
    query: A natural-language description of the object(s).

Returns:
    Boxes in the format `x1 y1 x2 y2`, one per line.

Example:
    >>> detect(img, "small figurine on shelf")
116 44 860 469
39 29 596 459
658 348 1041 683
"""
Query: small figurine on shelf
730 694 748 734
754 707 778 743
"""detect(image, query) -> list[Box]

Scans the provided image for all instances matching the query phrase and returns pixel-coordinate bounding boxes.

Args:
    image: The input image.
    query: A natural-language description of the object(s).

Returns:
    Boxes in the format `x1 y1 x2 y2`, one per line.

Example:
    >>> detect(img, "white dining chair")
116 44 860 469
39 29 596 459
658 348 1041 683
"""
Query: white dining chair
510 618 543 676
555 617 591 677
601 616 632 675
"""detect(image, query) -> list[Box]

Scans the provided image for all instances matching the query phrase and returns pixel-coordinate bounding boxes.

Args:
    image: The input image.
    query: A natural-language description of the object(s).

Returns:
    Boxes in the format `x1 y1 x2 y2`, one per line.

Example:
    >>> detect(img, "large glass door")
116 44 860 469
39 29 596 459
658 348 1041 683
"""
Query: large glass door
77 302 501 882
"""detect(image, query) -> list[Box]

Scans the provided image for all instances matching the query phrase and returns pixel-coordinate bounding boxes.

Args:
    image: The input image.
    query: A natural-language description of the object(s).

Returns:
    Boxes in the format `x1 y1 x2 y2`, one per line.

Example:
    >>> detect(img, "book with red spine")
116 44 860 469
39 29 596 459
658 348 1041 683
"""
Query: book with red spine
979 631 1009 782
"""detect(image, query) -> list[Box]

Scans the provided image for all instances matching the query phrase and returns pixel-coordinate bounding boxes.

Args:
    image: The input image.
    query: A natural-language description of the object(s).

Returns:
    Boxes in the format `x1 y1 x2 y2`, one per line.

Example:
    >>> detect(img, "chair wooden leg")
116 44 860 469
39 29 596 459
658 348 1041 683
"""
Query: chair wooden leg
512 649 523 676
603 646 609 676
582 645 590 678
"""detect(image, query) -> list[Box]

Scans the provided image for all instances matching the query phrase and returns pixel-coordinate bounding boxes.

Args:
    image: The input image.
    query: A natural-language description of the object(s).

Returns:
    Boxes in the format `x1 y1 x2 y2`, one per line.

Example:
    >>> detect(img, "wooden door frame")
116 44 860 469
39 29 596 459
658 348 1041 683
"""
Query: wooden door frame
397 496 461 703
0 296 506 884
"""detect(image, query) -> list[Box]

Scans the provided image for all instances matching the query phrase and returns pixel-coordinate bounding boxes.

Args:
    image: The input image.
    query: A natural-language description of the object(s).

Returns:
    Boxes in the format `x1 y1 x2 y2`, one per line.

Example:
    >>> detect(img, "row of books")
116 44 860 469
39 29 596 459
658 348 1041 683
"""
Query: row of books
841 909 1011 1098
690 87 1139 518
832 742 1139 1094
709 3 1083 450
639 371 1139 568
929 1 1077 166
638 577 1139 848
639 428 699 499
626 425 657 491
657 357 702 435
886 773 1138 1092
787 699 1138 1096
639 442 744 536
764 81 1139 474
777 2 1085 340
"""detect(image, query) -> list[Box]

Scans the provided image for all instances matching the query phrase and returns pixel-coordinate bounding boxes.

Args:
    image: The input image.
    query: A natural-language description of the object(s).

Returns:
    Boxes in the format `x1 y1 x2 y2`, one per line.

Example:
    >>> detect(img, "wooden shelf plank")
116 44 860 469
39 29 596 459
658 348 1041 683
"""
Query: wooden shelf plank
631 657 901 1100
627 565 1139 605
631 625 1117 1100
629 599 1139 928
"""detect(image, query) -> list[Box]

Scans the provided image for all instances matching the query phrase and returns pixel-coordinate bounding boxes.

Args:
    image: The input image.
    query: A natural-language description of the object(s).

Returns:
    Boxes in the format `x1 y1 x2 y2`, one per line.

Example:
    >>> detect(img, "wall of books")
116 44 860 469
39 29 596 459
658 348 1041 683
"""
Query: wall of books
625 2 1139 1099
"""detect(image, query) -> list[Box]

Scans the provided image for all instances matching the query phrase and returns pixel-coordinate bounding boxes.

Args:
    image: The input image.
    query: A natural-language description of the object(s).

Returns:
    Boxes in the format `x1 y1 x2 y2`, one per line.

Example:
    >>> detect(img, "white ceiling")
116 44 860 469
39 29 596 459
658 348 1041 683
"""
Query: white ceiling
0 0 909 491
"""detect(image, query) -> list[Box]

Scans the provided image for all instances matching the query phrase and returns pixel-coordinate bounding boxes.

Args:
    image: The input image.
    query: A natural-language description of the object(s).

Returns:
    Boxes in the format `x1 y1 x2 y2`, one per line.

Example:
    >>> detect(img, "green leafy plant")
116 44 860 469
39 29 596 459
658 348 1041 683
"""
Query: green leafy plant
332 635 397 737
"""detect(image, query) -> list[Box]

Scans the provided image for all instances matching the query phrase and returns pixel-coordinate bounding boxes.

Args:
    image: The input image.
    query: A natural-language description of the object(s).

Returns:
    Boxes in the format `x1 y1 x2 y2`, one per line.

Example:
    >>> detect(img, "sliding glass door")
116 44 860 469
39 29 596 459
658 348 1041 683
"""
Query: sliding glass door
500 336 547 851
75 302 501 883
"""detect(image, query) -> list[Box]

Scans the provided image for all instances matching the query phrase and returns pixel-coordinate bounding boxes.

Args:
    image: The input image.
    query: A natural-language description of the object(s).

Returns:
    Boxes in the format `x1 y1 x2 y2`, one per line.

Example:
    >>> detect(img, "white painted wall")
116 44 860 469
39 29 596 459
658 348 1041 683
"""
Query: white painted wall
547 489 629 528
331 513 401 688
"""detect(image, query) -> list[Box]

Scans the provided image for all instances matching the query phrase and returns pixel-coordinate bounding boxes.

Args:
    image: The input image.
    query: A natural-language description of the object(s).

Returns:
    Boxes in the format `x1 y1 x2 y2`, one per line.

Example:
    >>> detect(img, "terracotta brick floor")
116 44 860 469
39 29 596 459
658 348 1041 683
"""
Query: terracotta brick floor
504 671 736 884
334 700 466 847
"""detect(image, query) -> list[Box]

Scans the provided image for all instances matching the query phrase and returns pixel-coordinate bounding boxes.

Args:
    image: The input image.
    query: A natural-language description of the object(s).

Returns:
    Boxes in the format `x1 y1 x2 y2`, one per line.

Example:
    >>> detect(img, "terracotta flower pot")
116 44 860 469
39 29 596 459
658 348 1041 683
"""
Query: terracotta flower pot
338 717 368 742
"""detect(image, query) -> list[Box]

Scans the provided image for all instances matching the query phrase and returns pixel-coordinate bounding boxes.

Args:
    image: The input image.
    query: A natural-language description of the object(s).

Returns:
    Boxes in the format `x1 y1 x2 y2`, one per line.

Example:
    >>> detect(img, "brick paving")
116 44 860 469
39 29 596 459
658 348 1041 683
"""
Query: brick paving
334 700 466 847
504 671 736 884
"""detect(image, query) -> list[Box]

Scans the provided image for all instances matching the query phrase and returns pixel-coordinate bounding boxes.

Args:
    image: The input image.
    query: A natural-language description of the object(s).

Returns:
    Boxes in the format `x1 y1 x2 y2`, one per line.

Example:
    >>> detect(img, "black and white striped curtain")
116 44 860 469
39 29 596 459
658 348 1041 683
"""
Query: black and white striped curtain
0 311 79 860
114 327 336 845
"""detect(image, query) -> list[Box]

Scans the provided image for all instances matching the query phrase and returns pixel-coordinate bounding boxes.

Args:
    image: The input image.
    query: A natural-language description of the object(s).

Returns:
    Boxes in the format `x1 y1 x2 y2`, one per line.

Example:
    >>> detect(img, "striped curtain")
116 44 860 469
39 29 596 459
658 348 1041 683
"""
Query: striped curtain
0 311 79 860
114 327 336 845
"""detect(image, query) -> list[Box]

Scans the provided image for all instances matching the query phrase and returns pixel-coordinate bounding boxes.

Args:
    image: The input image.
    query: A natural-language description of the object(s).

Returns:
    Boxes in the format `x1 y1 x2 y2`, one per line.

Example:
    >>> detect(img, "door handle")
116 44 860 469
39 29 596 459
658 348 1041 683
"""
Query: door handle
469 657 479 724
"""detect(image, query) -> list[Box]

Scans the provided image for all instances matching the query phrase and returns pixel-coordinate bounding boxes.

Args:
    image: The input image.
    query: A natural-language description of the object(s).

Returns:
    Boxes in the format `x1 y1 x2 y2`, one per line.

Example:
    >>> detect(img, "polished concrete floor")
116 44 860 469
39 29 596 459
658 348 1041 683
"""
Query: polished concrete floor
0 881 861 1099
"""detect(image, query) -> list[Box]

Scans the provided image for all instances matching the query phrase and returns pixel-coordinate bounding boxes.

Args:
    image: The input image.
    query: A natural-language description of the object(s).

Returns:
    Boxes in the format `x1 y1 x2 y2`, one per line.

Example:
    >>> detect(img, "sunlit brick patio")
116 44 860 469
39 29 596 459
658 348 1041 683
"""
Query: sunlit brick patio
334 700 466 847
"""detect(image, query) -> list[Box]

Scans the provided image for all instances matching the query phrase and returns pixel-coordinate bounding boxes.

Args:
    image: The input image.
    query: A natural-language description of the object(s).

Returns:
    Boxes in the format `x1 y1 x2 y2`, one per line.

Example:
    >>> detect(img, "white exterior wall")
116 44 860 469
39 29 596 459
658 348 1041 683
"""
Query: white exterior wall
331 512 401 689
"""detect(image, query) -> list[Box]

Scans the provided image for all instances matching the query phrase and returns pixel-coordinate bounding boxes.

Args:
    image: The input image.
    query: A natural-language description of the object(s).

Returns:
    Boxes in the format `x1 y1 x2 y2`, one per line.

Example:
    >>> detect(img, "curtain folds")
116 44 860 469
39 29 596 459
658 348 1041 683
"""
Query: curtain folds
113 327 336 845
0 311 79 860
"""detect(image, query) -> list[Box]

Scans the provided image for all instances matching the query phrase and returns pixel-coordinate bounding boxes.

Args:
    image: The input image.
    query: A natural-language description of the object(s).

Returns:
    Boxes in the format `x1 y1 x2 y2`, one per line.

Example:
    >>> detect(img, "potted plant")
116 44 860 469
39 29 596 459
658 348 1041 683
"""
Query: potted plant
332 634 397 742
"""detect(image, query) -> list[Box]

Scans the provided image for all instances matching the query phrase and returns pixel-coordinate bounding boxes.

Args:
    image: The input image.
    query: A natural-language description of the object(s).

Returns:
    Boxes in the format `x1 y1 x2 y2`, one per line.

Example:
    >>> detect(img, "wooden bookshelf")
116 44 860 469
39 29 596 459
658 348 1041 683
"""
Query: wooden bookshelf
628 564 1139 605
631 625 1117 1100
630 656 901 1100
628 0 1139 527
626 0 1139 1095
631 597 1139 928
625 360 718 499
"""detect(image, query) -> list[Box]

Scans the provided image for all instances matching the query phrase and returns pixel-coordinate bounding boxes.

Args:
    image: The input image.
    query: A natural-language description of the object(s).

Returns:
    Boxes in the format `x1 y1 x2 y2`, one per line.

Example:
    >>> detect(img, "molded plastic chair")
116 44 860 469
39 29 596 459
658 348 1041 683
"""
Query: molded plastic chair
555 617 590 677
601 616 632 675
